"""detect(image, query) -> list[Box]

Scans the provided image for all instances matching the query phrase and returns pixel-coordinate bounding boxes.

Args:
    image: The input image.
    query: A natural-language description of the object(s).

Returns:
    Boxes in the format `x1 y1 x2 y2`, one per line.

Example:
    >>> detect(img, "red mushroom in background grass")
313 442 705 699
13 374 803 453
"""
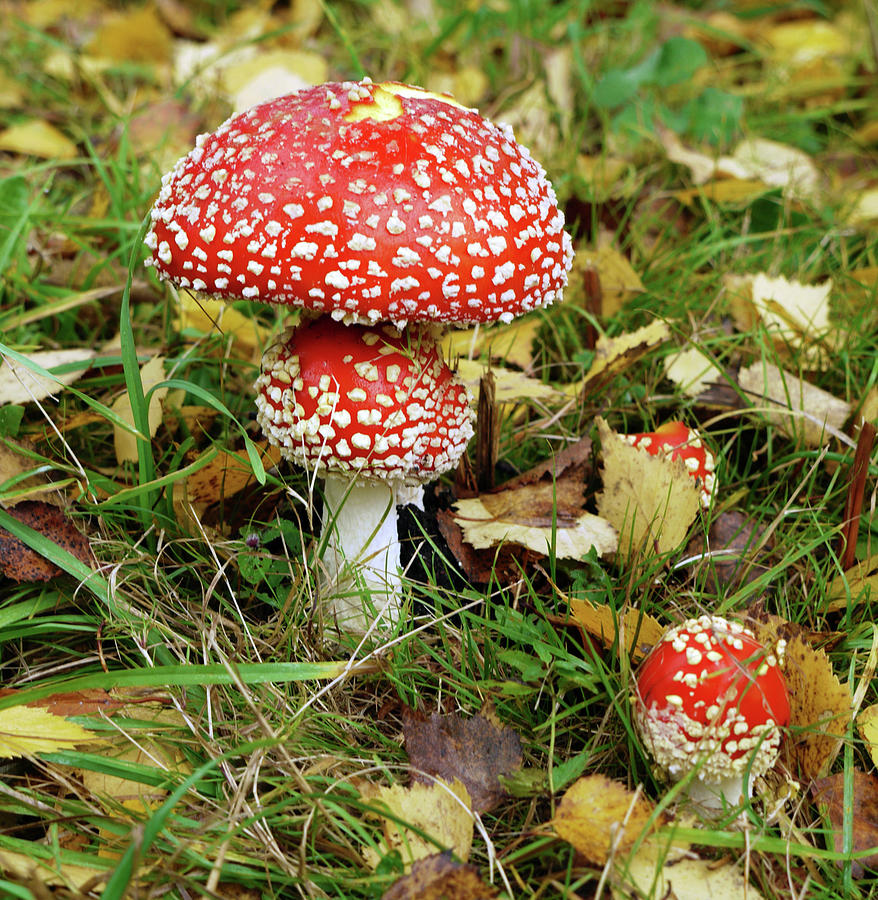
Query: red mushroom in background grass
144 78 573 328
622 421 716 509
256 316 473 629
633 614 790 812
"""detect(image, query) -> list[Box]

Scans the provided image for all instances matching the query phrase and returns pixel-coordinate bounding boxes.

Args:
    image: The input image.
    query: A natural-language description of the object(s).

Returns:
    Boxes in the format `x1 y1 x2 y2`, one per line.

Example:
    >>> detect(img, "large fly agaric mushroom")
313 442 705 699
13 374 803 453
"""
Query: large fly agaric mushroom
255 316 473 629
144 77 574 628
622 421 716 509
143 78 573 328
633 614 790 811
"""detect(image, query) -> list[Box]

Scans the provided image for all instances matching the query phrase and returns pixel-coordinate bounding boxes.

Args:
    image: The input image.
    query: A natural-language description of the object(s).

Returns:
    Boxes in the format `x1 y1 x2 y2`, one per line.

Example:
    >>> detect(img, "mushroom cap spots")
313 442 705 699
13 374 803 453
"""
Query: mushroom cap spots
633 615 790 787
622 420 717 509
144 78 573 326
254 316 474 484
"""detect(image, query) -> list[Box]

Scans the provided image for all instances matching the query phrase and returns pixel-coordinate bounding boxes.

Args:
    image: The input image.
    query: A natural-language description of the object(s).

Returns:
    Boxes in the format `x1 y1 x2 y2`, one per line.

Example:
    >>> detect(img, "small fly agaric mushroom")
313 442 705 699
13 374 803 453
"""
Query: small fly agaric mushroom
622 421 716 509
633 615 790 812
143 78 573 328
255 316 473 629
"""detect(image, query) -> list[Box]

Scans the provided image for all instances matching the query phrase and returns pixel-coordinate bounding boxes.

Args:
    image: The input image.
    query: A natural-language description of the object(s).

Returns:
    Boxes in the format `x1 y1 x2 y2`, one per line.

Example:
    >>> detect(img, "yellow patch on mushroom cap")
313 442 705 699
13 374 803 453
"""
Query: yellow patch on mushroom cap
343 83 466 123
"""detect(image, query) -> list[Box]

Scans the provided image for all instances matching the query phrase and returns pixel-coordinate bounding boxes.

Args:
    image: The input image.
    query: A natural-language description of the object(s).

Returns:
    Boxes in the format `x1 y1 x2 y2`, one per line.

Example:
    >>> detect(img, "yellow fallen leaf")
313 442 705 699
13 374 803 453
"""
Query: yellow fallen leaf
575 244 645 318
443 315 542 371
0 848 108 891
764 19 848 64
565 597 664 661
737 361 850 447
664 345 726 398
596 417 701 560
362 778 473 871
85 5 173 64
568 320 671 399
221 49 329 112
0 120 77 159
554 775 659 865
0 348 96 405
858 704 878 769
615 838 766 900
826 553 878 612
0 71 24 108
846 187 878 226
454 360 565 407
176 293 274 359
112 355 169 464
453 493 618 560
0 704 100 758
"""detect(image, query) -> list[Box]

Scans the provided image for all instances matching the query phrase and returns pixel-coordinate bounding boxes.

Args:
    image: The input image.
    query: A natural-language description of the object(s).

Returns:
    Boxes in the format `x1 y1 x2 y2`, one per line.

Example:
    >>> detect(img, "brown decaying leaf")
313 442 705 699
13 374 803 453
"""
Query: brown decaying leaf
595 417 701 560
562 597 665 662
554 775 660 866
812 770 878 878
382 852 498 900
0 687 170 719
403 708 522 814
0 500 92 582
779 634 851 782
682 510 773 593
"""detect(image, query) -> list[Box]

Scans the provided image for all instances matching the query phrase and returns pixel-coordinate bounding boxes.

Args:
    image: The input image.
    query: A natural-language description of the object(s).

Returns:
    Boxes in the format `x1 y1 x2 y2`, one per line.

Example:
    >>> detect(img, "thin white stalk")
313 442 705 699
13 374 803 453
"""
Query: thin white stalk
320 473 402 631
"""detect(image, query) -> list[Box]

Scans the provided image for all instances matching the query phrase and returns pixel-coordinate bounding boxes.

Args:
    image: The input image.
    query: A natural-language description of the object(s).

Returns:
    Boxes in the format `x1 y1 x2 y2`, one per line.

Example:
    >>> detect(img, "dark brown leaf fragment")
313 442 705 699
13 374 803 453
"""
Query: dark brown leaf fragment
811 770 878 877
0 501 92 582
382 852 498 900
682 510 773 592
403 708 522 814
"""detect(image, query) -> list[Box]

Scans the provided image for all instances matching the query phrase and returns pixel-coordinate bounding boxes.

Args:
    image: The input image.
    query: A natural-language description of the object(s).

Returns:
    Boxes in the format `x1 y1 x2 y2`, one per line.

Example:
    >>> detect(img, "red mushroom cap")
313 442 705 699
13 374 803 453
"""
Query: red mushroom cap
633 615 790 788
255 316 474 484
623 421 716 508
145 79 573 326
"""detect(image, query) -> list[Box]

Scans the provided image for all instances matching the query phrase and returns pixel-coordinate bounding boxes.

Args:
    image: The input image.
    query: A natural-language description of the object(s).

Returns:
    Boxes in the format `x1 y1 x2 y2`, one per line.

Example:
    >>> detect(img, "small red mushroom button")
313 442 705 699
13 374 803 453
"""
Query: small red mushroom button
622 421 716 509
633 615 790 811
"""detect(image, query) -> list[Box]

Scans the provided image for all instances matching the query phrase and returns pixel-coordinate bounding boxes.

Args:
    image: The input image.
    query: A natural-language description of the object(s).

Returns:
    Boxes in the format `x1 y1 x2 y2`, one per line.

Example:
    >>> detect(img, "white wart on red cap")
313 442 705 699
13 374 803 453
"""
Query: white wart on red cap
633 615 790 790
144 79 573 326
255 316 474 484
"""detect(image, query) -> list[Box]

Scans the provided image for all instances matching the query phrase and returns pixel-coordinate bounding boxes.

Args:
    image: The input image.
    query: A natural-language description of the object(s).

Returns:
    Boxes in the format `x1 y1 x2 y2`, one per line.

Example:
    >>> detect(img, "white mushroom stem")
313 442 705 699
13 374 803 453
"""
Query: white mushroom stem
683 772 748 813
319 473 402 631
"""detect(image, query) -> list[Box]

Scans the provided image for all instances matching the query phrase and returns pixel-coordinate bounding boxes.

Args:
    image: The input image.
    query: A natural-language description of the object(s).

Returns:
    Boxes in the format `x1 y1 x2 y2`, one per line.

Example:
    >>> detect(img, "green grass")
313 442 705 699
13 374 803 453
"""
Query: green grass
0 0 877 897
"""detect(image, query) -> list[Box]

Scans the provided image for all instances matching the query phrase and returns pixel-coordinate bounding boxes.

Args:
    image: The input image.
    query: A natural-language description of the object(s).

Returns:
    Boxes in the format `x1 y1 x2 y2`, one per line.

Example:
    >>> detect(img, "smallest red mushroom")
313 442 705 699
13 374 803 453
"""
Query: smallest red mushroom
633 614 790 811
622 421 716 509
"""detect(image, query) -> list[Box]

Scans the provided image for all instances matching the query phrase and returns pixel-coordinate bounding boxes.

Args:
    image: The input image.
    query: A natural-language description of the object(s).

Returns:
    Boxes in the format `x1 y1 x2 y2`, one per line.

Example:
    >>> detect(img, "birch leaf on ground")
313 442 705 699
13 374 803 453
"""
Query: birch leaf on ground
442 315 542 371
454 360 565 407
737 361 850 447
0 348 96 405
453 482 617 560
664 345 726 397
0 119 78 159
112 355 168 464
858 703 878 769
596 417 701 560
176 293 274 359
362 779 473 871
574 244 645 318
572 320 671 398
779 635 850 781
0 704 101 758
563 597 664 661
614 839 767 900
554 775 660 865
